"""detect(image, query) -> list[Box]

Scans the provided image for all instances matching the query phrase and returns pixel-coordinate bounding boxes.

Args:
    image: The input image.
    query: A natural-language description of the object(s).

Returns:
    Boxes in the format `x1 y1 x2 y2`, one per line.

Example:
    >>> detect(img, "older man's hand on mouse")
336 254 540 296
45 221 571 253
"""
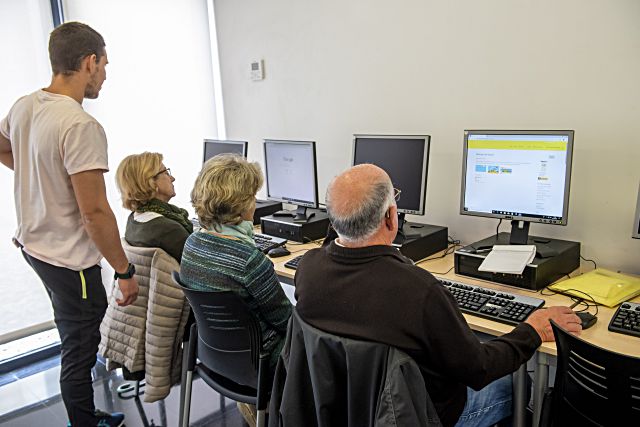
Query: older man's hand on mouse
525 306 582 342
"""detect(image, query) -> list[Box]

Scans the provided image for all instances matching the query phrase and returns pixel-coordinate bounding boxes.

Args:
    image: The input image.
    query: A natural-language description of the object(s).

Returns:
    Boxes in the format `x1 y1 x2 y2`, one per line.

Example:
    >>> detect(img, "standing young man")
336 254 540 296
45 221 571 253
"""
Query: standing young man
0 22 138 427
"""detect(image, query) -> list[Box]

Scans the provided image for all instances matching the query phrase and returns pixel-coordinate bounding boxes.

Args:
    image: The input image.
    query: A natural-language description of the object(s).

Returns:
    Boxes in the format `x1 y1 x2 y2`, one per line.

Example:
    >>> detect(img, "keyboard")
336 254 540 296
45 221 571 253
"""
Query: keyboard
608 301 640 338
284 255 304 270
253 233 287 253
438 278 545 326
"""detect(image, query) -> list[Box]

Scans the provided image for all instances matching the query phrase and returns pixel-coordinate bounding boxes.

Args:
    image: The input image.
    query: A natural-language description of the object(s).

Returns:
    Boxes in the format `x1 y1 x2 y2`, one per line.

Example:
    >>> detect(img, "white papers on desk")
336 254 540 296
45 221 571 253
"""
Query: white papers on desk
478 245 536 275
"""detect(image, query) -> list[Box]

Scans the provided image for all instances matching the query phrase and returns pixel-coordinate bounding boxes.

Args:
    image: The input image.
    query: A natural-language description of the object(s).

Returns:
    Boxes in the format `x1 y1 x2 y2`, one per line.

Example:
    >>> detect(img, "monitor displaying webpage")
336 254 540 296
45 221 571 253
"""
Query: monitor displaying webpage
463 133 570 221
265 141 316 206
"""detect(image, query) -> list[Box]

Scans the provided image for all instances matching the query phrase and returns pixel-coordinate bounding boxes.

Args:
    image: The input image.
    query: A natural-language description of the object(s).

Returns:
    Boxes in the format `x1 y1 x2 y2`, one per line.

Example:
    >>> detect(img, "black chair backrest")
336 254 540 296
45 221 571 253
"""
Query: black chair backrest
550 320 640 425
270 310 438 426
173 271 263 388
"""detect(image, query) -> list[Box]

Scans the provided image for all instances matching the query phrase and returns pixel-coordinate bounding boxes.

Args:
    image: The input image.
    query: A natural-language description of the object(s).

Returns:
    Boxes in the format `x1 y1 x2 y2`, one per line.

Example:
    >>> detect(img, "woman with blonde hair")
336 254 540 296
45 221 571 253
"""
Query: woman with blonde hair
181 154 293 427
181 154 292 364
115 152 192 261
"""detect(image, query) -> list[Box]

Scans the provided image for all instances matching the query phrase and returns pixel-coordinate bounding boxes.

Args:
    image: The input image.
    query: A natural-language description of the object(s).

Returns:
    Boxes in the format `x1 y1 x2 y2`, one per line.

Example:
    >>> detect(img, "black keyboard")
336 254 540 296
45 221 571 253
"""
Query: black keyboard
253 233 287 253
608 301 640 338
438 278 545 326
284 255 304 270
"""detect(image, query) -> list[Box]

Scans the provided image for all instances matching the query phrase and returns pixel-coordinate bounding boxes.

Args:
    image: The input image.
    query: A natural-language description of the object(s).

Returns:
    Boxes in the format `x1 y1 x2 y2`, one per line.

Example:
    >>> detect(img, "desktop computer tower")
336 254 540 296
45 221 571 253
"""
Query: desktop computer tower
393 222 448 261
253 200 283 225
454 233 580 290
260 210 330 243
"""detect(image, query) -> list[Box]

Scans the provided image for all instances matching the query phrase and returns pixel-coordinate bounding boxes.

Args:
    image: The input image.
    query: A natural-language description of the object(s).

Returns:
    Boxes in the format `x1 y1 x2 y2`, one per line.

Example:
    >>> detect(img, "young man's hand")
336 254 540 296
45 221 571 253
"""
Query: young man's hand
116 276 139 306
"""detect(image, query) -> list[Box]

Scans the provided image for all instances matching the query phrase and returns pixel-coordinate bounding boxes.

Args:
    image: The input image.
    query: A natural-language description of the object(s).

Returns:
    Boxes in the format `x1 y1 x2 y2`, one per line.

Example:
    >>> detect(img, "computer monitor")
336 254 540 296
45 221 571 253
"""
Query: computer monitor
263 139 319 222
352 134 430 230
203 139 247 163
633 182 640 239
460 130 575 244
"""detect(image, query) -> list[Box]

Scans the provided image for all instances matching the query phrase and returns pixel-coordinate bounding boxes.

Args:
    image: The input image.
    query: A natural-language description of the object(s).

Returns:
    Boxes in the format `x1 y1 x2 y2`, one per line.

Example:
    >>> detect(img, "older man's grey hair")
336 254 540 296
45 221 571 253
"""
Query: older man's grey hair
326 174 395 243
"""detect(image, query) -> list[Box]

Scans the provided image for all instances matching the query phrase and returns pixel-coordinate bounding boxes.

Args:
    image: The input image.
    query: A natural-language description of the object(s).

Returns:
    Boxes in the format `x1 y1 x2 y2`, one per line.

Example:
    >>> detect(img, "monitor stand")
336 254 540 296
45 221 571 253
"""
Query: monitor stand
272 206 316 223
471 220 558 258
293 206 315 223
454 223 581 290
391 213 448 262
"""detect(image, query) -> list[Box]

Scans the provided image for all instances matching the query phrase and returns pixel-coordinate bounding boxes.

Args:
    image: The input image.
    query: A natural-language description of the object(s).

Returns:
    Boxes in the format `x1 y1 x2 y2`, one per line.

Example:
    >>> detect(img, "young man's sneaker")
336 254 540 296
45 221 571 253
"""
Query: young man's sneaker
67 410 125 427
96 410 125 427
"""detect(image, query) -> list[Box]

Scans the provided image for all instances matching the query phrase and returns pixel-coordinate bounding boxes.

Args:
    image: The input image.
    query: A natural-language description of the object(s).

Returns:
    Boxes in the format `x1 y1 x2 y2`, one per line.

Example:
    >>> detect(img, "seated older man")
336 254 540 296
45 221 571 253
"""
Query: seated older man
294 164 581 427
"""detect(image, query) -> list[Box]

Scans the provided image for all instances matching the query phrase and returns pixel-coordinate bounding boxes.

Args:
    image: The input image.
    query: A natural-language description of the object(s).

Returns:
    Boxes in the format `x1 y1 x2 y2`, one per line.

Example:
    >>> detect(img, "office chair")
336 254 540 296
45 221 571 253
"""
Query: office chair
269 309 441 427
172 271 271 427
100 242 189 426
538 320 640 426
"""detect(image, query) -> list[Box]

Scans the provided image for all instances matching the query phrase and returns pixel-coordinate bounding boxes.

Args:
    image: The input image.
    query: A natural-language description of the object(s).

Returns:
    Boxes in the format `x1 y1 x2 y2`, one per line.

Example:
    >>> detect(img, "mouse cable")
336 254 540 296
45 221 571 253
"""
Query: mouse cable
540 287 599 316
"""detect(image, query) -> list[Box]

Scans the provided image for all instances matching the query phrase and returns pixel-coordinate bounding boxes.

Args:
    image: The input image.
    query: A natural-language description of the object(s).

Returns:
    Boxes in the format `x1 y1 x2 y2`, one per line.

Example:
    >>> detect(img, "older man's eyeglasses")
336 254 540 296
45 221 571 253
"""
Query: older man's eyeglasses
393 187 402 202
152 168 172 179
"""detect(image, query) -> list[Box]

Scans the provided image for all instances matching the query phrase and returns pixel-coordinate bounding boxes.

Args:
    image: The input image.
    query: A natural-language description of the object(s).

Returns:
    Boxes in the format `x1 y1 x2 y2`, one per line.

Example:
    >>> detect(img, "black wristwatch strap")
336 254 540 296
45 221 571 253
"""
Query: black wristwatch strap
114 263 135 280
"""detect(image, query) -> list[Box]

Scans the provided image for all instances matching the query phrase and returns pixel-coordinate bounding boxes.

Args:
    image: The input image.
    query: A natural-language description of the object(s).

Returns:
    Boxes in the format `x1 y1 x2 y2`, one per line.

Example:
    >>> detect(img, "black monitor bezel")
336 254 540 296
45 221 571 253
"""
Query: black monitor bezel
202 139 248 163
351 134 431 216
460 129 575 226
263 139 319 209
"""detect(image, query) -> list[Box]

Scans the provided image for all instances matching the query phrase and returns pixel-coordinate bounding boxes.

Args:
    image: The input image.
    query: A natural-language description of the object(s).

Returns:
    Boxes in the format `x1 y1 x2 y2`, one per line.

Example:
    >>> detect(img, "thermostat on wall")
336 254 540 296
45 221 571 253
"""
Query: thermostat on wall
250 59 264 81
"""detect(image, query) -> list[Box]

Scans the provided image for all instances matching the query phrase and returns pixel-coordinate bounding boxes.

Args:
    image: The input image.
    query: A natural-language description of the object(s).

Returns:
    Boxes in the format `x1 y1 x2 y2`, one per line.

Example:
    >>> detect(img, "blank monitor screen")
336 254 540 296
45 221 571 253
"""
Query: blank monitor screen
461 130 574 225
263 140 318 208
352 135 430 215
203 139 247 162
633 182 640 239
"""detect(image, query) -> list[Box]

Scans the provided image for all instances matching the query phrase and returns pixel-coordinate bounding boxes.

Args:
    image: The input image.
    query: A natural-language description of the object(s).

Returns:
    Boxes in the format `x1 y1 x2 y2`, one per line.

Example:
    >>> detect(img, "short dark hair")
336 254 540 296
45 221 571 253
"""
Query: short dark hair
49 22 105 76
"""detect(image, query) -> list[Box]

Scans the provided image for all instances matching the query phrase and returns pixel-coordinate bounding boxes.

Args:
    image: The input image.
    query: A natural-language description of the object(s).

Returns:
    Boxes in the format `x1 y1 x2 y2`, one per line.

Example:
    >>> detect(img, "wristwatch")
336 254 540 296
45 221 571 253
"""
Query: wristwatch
114 263 135 280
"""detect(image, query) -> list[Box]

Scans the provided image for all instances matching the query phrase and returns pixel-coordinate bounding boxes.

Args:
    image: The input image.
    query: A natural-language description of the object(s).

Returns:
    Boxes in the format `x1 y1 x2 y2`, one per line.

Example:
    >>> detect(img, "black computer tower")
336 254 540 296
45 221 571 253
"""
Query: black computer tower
260 210 330 243
253 200 283 225
393 222 449 262
454 232 580 290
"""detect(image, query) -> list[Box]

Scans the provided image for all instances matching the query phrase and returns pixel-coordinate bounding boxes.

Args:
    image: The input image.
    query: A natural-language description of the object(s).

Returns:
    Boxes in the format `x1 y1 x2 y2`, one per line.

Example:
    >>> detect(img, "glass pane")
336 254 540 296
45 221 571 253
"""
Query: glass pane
0 0 55 341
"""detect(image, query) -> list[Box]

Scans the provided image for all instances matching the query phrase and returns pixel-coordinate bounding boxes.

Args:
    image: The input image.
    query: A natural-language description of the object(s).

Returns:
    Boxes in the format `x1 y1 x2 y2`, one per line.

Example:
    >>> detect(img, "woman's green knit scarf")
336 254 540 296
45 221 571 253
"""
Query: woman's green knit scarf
137 198 194 234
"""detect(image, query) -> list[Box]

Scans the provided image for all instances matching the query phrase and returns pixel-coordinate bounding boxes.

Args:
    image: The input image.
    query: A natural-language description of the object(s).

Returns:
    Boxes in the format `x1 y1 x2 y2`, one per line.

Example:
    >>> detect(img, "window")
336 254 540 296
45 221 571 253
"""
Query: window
0 0 55 344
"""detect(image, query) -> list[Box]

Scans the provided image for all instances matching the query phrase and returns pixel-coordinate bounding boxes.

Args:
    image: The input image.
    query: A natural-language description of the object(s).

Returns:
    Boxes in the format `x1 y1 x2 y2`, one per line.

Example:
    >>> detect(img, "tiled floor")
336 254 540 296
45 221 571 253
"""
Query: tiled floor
0 356 248 427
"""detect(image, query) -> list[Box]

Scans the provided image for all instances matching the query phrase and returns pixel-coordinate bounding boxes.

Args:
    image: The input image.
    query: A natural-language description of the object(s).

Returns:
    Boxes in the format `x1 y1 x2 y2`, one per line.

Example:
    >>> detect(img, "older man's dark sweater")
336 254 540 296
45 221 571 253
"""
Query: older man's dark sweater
294 241 541 426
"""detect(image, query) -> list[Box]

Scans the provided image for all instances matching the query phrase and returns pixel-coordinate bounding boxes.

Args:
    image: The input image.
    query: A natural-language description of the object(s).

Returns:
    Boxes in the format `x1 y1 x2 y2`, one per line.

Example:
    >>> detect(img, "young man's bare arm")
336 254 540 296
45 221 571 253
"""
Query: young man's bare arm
0 133 13 170
70 169 138 306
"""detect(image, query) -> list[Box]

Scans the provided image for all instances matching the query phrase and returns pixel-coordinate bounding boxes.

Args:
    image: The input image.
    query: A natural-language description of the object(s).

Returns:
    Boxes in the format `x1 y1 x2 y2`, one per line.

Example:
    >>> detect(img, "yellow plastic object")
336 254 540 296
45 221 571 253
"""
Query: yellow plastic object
548 268 640 307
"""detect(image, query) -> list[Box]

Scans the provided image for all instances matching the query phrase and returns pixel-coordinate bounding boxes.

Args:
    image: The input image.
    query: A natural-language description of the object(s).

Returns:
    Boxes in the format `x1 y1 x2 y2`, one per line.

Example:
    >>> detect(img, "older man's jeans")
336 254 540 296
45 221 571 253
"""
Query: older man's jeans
453 374 514 427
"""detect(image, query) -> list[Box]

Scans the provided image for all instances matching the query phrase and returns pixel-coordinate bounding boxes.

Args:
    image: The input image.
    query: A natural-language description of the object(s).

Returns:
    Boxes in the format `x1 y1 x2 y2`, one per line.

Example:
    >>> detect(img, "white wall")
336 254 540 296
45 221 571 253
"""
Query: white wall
214 0 640 274
63 0 218 220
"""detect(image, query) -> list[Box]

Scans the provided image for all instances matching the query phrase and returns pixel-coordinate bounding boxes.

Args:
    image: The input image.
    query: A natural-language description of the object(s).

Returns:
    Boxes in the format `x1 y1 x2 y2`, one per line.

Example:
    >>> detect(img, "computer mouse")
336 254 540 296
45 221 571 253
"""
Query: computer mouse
576 312 597 330
268 246 291 258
